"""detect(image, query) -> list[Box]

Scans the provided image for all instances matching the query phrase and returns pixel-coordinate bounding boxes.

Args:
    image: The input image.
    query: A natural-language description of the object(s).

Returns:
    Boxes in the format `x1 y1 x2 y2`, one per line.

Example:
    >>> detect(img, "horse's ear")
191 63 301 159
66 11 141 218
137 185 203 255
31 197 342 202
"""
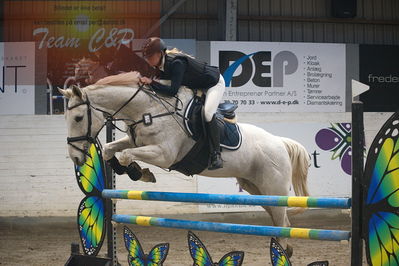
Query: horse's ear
58 87 72 99
72 85 83 99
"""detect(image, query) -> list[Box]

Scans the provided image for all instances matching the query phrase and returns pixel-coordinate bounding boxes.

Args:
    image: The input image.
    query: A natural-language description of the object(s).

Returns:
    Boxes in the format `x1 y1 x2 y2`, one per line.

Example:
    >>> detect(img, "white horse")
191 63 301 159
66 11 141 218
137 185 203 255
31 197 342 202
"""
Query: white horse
59 72 310 254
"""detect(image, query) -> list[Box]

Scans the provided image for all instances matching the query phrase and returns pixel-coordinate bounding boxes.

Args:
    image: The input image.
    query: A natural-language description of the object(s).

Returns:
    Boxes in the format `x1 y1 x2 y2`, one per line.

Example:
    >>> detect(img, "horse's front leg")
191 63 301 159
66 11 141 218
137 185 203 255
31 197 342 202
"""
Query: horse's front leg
103 135 133 160
103 136 155 182
118 145 173 182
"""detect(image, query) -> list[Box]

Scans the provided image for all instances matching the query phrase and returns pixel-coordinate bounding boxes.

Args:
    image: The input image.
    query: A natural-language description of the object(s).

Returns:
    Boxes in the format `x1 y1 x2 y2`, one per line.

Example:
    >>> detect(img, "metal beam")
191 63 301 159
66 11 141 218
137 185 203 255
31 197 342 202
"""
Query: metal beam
143 0 188 39
225 0 237 41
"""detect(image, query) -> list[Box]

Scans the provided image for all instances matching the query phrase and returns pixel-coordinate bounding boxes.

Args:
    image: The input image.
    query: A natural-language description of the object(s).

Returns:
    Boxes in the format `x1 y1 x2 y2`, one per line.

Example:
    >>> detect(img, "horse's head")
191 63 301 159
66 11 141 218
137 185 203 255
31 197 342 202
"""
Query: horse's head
59 85 105 166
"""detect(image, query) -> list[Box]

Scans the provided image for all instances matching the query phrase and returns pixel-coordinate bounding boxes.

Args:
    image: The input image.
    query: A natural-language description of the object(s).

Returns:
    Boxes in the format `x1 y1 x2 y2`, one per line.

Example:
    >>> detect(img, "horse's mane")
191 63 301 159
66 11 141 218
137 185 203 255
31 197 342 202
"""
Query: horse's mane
83 70 192 103
88 71 141 89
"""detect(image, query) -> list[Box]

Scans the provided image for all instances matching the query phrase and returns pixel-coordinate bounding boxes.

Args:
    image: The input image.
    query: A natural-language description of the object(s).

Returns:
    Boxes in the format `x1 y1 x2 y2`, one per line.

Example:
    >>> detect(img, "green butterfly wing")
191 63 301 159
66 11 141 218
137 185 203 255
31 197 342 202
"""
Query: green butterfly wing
217 251 244 266
75 142 105 195
270 238 291 266
74 141 106 256
77 195 105 256
364 112 399 265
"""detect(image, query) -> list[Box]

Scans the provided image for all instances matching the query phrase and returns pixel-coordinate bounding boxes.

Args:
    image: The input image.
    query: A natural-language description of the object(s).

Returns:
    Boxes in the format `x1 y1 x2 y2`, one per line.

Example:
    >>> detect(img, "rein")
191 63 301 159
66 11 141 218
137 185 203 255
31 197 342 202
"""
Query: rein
137 87 189 136
66 84 144 155
66 83 189 155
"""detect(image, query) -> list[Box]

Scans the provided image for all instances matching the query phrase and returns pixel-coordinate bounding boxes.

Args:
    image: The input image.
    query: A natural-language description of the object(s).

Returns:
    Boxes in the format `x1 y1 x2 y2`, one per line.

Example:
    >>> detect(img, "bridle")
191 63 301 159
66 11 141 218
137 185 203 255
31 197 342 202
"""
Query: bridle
66 85 145 157
66 99 99 157
66 82 186 157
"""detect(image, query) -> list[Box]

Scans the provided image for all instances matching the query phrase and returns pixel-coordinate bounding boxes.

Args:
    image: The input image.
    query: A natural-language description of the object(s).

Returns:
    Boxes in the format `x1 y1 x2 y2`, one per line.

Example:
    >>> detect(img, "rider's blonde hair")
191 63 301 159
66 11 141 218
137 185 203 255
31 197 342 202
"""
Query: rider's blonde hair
166 48 194 58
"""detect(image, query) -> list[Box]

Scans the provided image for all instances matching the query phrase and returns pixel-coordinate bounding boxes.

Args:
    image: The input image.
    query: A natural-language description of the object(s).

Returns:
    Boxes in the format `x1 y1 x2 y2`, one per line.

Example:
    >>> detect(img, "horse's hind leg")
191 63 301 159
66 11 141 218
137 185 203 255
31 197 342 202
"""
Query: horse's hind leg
262 205 292 257
236 177 290 228
236 177 293 256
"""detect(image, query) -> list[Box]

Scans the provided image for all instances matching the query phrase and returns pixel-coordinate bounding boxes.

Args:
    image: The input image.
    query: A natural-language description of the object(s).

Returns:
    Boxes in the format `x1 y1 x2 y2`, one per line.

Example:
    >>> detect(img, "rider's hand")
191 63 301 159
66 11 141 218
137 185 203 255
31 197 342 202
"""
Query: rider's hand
139 77 153 85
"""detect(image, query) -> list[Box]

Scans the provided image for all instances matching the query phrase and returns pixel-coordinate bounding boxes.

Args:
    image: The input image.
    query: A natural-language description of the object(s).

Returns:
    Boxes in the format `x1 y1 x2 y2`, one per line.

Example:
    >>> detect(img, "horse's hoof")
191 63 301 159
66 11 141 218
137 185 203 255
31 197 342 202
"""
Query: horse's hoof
141 168 156 183
285 244 293 258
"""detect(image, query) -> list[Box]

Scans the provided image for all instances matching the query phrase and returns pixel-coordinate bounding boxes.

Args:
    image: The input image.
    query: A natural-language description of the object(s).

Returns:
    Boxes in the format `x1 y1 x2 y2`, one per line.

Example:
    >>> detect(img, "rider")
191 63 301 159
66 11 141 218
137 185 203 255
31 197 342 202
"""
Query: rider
139 37 225 170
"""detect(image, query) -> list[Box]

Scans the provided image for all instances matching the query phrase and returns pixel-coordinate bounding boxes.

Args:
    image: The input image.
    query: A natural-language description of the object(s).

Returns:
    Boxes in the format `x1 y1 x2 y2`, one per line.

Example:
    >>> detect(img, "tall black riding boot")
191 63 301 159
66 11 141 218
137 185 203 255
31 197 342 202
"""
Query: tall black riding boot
207 115 223 170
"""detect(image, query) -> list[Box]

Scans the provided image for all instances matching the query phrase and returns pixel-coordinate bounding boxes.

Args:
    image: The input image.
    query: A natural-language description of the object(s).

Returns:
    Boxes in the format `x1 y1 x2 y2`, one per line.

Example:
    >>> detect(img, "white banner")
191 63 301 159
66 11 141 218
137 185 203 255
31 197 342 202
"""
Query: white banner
0 42 35 114
198 122 352 213
211 42 346 112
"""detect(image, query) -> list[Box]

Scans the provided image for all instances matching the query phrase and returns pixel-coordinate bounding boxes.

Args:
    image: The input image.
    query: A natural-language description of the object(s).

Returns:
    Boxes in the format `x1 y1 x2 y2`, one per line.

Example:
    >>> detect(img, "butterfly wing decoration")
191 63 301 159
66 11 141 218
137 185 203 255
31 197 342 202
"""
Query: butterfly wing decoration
77 195 105 256
217 251 244 266
188 231 244 266
75 141 105 195
145 243 170 266
270 238 292 266
363 111 399 266
188 231 214 266
75 141 106 256
315 123 352 175
307 261 329 266
124 226 169 266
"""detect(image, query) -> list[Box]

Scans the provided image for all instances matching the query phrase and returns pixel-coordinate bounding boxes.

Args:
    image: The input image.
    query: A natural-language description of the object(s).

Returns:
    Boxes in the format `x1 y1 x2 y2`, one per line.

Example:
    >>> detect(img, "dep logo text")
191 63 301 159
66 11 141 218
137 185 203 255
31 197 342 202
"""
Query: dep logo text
219 51 298 88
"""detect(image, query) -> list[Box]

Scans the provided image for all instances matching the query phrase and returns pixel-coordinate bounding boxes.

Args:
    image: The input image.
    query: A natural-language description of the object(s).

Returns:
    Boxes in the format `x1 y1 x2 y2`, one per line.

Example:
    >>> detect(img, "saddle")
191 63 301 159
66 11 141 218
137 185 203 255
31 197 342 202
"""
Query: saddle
169 96 242 176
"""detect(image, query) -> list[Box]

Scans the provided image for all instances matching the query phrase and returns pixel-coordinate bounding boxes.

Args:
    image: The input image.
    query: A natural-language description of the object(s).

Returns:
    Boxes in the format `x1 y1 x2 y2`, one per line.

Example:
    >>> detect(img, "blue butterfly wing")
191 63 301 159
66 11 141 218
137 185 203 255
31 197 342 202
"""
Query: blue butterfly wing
77 195 106 256
188 231 214 266
146 243 170 266
123 226 146 266
217 251 244 266
363 112 399 266
75 141 105 195
270 238 291 266
128 256 146 266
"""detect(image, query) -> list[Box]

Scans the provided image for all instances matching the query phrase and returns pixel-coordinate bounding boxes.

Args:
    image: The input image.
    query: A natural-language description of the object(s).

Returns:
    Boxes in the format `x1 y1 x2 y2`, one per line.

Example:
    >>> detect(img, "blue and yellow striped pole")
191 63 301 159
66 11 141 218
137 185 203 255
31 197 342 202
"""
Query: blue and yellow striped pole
102 189 351 209
112 214 350 241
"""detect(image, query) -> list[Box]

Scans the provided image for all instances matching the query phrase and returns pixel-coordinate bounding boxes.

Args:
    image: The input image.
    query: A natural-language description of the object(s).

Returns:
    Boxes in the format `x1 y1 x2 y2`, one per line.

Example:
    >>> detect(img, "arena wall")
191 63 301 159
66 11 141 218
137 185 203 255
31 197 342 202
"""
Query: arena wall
0 112 392 216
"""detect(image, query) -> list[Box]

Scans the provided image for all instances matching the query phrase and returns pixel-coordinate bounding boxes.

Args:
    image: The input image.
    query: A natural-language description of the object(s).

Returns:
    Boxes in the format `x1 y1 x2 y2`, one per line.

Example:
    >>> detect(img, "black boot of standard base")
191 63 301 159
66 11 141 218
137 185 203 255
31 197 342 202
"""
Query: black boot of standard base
206 115 223 170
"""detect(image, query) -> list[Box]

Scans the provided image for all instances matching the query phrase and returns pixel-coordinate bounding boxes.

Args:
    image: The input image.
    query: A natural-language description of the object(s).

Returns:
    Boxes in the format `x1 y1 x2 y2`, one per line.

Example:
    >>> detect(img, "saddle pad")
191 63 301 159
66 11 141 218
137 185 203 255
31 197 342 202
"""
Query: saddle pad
184 98 242 151
219 120 242 150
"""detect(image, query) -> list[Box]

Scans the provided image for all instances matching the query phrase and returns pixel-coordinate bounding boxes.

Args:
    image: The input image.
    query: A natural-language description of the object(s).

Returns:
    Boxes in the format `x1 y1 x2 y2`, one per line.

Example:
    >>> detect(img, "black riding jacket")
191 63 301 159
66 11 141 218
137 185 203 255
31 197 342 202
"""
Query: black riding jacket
150 54 220 96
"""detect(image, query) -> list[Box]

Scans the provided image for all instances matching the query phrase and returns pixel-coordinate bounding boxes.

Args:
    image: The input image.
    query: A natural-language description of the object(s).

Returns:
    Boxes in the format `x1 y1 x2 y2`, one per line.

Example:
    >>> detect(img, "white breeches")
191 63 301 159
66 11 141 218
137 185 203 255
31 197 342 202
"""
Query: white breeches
204 74 225 122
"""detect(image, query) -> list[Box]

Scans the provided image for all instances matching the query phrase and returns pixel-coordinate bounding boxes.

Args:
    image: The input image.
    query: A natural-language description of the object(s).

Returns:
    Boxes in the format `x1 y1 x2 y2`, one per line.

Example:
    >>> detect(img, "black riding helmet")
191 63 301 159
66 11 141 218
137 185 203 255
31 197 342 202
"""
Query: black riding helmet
142 37 166 58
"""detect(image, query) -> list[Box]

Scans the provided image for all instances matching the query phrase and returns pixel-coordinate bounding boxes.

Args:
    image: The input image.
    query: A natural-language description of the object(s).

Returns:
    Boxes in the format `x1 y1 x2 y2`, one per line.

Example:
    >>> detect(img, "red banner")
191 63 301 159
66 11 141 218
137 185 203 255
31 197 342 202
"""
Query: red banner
4 1 160 85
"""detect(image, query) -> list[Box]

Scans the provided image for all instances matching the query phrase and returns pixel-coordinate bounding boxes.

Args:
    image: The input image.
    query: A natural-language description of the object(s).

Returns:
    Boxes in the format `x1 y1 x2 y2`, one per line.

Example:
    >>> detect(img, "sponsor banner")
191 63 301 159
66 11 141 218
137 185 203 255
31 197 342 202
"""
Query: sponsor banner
210 42 346 112
198 122 352 213
0 42 35 114
4 1 160 86
359 45 399 112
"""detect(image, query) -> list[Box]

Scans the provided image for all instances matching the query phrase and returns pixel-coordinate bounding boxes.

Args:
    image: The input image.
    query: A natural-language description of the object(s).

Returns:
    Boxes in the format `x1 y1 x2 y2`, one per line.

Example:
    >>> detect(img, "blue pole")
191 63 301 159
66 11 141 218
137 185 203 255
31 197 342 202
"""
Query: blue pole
112 214 351 241
102 189 351 209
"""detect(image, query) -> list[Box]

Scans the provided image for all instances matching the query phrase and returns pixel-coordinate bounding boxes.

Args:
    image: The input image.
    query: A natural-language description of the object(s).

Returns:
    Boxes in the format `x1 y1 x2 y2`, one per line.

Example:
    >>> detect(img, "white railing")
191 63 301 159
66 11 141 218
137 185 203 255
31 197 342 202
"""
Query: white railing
47 77 75 115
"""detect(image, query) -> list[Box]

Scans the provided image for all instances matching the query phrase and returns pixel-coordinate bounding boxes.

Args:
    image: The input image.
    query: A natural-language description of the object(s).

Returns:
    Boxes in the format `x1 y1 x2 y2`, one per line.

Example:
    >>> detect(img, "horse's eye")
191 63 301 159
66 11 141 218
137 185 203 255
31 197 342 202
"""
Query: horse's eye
74 116 83 122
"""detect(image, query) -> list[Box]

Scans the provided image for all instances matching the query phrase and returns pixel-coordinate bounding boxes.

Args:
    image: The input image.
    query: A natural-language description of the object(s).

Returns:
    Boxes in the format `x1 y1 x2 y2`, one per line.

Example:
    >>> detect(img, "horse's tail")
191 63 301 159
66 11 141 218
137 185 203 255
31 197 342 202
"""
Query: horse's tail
281 137 310 197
